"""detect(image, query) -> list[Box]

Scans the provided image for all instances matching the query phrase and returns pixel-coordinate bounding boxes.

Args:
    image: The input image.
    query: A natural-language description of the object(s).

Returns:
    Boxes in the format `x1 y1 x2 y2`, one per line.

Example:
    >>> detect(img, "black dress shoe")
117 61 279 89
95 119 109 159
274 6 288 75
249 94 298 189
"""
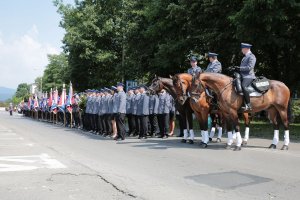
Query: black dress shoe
181 139 187 143
209 137 213 142
188 140 194 144
268 144 276 149
281 145 288 150
225 144 232 149
201 143 208 148
233 146 241 151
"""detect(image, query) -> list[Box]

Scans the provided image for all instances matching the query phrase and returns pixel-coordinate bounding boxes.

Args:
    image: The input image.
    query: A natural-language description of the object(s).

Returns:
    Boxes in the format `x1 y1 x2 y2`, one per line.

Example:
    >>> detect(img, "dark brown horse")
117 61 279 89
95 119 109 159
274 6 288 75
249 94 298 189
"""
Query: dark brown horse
172 73 252 148
149 76 195 143
192 72 290 150
172 73 218 148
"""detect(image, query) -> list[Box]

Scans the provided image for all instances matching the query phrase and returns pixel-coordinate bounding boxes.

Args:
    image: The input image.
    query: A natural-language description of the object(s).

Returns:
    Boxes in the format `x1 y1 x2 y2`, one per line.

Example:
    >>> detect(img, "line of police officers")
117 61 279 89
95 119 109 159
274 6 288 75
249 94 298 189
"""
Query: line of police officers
83 83 175 140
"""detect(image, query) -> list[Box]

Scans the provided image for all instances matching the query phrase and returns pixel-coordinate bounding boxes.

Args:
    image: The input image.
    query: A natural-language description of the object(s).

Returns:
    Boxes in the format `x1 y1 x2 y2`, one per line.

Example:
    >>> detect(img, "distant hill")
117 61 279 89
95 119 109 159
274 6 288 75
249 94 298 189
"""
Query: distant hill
0 87 15 101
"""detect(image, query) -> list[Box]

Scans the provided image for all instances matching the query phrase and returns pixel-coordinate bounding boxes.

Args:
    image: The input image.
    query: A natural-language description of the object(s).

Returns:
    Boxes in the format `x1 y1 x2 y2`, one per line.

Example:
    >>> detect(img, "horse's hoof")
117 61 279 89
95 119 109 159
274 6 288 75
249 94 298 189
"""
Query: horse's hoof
216 138 221 143
181 139 187 143
233 146 241 151
209 137 212 142
242 141 247 146
201 143 208 148
188 140 194 144
268 144 276 149
225 144 232 149
281 145 289 150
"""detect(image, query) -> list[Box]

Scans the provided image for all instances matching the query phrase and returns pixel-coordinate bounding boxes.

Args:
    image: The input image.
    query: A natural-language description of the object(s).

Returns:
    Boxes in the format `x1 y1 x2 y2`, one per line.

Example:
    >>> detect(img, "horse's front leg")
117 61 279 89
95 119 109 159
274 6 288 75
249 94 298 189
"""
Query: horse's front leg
242 113 250 146
233 113 242 151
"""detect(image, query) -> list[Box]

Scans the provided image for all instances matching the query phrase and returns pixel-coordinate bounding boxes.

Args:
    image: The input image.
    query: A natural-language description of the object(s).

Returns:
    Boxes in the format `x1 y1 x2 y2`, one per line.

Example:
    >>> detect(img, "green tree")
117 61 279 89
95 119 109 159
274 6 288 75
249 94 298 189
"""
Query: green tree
230 0 300 94
42 53 70 92
15 83 30 98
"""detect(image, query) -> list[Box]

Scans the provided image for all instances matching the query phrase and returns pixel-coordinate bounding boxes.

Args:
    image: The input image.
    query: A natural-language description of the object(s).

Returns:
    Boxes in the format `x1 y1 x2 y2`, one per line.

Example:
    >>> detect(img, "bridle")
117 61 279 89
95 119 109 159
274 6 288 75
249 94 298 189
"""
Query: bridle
150 77 164 93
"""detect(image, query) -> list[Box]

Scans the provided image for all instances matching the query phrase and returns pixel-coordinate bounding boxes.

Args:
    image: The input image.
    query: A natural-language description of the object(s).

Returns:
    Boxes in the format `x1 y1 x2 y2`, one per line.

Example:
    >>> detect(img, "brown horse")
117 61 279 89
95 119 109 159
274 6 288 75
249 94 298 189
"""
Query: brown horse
172 73 219 148
192 72 290 150
148 76 195 144
173 73 250 145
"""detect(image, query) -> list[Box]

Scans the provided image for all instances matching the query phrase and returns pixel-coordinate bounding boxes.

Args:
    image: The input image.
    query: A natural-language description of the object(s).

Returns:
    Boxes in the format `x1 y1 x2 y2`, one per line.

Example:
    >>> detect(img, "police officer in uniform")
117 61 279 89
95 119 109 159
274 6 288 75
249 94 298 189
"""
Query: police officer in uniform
132 87 141 136
148 92 159 137
205 52 222 73
235 43 256 111
157 89 170 139
137 85 149 139
85 90 92 131
188 56 202 75
97 89 104 135
205 52 223 142
114 83 127 140
126 87 135 136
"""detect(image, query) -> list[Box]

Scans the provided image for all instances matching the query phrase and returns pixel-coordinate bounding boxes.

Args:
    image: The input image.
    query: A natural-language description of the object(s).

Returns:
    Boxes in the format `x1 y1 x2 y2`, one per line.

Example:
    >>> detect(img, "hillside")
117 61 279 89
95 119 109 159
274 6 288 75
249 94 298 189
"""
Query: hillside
0 87 15 101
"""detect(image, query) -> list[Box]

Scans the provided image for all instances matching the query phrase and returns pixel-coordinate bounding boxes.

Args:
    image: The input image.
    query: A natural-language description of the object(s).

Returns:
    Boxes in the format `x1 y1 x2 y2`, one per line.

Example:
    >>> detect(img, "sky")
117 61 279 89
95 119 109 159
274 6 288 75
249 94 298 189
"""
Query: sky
0 0 74 89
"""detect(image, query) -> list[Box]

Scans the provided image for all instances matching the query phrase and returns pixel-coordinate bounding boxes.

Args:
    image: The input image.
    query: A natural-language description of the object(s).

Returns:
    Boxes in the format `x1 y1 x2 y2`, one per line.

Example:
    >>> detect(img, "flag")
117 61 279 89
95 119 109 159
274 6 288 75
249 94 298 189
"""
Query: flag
33 94 39 110
66 82 74 113
28 96 32 109
51 87 58 114
48 88 53 107
58 84 66 112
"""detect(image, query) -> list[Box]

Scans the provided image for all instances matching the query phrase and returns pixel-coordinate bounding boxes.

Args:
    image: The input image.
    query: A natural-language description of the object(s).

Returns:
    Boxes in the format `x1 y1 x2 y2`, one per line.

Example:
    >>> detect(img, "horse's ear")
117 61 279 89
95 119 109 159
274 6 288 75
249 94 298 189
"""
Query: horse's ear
169 75 173 79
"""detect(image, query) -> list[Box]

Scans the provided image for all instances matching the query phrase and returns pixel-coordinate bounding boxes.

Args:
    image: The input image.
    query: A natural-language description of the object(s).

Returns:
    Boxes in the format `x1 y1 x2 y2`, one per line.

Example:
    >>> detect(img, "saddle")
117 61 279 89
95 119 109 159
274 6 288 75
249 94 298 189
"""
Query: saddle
233 72 270 97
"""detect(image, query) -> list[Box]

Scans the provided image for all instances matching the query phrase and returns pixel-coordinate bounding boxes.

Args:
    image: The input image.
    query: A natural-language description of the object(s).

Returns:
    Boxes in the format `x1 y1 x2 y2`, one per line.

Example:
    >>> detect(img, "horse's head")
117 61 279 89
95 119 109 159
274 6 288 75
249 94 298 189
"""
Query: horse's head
172 73 192 105
149 75 164 94
190 72 203 94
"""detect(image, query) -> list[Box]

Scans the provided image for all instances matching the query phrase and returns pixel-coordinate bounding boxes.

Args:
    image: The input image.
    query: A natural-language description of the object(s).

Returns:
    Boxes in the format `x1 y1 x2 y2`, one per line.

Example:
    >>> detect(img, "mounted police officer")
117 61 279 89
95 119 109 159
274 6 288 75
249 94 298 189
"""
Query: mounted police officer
205 52 222 73
205 52 222 98
187 56 202 75
205 52 223 142
235 43 256 111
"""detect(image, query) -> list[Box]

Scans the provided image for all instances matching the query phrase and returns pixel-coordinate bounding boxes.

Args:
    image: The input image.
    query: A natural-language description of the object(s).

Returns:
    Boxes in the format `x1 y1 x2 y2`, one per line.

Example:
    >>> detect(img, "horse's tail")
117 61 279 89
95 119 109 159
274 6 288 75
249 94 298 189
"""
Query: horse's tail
287 98 293 123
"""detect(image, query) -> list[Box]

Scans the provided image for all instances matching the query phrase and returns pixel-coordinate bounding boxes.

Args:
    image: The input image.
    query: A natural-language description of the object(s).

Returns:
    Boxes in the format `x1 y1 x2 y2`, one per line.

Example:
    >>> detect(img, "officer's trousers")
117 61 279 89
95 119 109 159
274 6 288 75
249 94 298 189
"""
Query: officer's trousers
148 114 158 136
134 115 140 136
138 115 148 138
157 113 169 136
116 113 126 139
104 114 112 134
126 114 135 135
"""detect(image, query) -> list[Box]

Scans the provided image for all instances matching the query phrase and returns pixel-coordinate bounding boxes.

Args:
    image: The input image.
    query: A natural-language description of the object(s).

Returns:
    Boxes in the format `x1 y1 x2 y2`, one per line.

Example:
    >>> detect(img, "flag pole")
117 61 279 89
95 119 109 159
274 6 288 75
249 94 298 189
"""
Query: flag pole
70 112 73 128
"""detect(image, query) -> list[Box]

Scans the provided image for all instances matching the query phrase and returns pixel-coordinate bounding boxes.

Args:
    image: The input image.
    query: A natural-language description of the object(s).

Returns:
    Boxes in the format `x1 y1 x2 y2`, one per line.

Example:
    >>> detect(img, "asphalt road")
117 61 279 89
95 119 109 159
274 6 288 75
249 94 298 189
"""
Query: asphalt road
0 110 299 200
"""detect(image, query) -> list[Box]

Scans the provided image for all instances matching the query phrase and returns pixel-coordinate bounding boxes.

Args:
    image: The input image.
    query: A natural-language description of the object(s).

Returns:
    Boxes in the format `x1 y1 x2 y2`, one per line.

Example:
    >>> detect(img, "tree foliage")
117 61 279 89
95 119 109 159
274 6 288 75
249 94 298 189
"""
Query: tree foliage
41 53 70 92
53 0 300 94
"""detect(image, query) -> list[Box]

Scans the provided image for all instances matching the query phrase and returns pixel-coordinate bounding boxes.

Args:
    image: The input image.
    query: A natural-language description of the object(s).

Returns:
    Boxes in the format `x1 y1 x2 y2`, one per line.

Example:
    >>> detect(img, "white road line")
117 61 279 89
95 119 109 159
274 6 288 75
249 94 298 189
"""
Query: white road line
0 154 66 172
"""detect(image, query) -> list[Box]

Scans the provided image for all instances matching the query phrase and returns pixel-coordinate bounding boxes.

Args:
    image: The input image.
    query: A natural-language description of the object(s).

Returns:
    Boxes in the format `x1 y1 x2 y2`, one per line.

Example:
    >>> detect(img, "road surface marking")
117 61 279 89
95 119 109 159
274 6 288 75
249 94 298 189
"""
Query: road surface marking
0 154 66 172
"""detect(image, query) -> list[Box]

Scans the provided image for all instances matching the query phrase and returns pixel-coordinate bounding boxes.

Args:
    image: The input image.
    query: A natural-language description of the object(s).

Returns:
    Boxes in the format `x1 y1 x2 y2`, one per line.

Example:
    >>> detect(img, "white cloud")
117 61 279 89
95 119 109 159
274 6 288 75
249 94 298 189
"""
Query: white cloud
0 25 60 89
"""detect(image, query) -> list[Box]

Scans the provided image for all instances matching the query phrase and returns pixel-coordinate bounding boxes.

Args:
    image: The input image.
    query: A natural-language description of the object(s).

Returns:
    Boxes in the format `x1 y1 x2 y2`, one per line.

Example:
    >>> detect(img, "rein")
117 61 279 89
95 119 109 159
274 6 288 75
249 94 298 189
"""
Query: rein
219 78 235 96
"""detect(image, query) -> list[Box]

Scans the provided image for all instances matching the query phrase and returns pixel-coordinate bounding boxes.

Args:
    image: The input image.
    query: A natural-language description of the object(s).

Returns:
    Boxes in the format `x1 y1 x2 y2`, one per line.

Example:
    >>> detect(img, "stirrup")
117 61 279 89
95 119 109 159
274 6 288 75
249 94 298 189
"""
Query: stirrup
241 104 252 111
205 89 214 98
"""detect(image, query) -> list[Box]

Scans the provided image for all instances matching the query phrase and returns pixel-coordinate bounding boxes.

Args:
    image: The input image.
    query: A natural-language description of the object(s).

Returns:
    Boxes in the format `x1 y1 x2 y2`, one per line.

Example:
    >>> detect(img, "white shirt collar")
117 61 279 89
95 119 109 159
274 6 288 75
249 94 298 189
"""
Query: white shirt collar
246 50 252 56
